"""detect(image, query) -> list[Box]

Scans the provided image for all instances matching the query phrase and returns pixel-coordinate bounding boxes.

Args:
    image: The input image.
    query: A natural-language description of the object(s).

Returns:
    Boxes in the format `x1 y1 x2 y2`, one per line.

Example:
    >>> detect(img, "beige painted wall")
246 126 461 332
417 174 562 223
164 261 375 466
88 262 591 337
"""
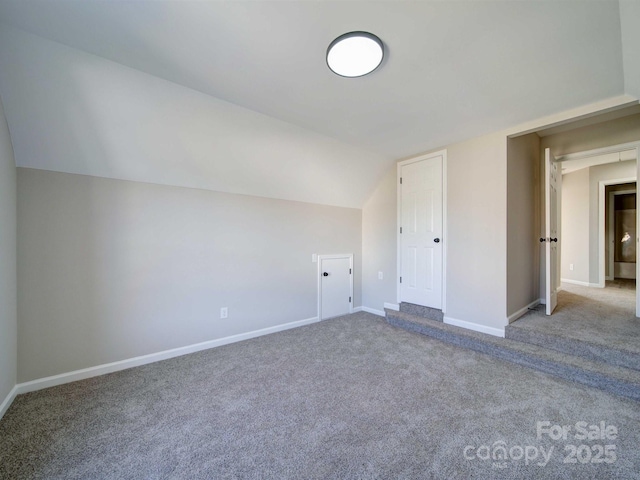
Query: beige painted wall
17 169 362 382
506 133 540 317
442 133 508 328
0 96 17 404
362 166 397 312
560 168 590 283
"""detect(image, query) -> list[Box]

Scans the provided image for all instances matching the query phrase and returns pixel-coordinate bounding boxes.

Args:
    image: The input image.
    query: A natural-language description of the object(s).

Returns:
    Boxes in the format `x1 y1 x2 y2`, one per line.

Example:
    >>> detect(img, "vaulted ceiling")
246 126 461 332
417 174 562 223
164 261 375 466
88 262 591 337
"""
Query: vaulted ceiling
0 1 638 207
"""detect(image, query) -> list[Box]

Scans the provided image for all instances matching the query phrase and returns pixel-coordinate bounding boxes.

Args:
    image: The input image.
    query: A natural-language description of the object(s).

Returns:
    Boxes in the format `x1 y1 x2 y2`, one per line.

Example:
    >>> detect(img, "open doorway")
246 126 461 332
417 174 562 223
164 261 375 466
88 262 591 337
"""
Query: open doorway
607 185 636 284
509 142 639 360
552 141 639 315
506 106 640 360
506 104 640 326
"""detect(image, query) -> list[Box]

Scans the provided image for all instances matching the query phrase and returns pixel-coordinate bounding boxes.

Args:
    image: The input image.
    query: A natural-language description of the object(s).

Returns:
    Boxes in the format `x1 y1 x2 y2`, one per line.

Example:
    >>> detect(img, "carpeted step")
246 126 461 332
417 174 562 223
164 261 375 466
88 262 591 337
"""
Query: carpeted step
385 309 640 402
399 302 443 322
505 322 640 371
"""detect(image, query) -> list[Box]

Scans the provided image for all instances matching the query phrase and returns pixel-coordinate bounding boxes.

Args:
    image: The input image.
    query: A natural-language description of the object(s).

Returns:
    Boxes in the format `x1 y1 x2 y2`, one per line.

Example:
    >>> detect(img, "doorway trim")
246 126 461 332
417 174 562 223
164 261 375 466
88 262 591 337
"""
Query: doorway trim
396 149 448 311
607 187 637 281
317 254 353 321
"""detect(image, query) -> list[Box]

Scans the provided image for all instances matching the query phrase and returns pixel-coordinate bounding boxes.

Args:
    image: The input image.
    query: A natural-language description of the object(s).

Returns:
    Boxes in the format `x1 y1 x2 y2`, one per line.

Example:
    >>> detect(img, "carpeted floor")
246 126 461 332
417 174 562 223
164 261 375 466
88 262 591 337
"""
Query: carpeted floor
1 312 639 479
512 281 640 354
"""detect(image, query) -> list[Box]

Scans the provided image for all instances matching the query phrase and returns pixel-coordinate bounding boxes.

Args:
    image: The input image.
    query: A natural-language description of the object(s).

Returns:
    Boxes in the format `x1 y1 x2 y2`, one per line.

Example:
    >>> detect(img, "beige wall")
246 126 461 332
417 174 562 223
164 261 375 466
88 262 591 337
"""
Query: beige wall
561 168 590 283
444 133 508 329
0 96 17 405
362 166 397 312
506 133 540 317
17 169 362 382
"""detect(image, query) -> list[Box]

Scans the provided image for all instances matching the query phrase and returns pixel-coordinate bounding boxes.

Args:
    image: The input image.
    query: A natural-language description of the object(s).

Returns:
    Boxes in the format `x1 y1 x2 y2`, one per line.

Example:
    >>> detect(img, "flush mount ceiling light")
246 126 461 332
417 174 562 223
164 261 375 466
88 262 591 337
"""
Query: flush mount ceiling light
326 31 384 78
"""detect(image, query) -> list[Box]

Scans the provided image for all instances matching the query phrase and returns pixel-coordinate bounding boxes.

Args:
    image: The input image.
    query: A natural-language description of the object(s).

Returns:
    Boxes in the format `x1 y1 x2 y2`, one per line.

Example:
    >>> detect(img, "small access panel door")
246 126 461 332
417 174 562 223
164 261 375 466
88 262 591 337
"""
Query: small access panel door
319 255 353 320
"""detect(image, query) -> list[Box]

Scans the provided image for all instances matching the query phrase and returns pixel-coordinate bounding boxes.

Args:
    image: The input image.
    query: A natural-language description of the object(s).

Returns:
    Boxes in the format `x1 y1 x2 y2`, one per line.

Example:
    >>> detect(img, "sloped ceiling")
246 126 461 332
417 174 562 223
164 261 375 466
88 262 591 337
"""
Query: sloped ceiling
0 0 637 208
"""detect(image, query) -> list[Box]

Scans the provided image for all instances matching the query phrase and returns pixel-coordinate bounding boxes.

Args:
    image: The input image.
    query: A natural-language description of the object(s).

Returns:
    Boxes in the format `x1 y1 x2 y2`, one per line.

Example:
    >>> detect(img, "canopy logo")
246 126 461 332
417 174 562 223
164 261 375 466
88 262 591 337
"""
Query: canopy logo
463 420 619 469
463 442 553 468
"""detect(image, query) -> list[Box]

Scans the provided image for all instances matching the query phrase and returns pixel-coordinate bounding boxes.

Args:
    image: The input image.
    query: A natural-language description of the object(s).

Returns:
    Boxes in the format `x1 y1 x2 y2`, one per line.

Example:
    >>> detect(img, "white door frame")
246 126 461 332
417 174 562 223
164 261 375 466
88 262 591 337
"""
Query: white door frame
396 149 447 311
607 187 637 281
317 254 353 321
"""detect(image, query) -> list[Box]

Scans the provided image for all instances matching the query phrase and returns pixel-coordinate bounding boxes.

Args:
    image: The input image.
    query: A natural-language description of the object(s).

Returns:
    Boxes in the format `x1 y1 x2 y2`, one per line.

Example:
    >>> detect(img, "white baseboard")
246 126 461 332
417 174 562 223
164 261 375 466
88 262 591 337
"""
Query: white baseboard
507 299 540 324
443 316 505 338
15 316 319 396
561 278 589 287
0 385 19 421
561 278 601 288
383 302 399 311
359 306 386 317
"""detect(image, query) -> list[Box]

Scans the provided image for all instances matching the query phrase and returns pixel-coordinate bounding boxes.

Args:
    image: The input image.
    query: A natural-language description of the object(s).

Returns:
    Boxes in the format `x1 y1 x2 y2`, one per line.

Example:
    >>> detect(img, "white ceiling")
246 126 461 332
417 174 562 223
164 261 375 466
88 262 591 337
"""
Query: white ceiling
0 0 638 207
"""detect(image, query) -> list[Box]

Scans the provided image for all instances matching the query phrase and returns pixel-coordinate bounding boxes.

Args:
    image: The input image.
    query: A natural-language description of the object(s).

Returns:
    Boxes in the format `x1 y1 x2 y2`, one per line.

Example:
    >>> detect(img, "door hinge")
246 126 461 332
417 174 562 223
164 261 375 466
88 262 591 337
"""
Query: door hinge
349 296 352 303
400 227 402 234
349 268 352 274
400 276 402 283
400 177 403 184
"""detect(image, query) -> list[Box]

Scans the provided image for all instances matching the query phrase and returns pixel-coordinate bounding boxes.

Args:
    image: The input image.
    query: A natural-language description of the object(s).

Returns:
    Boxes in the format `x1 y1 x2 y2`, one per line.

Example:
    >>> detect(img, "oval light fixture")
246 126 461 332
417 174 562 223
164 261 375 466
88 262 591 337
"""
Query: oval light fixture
327 31 384 78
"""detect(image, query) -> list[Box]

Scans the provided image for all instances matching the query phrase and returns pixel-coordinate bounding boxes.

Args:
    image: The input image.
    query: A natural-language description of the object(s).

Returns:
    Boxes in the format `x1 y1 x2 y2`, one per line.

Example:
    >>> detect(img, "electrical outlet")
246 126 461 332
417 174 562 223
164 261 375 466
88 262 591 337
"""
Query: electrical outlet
378 271 384 280
570 264 574 271
220 307 228 319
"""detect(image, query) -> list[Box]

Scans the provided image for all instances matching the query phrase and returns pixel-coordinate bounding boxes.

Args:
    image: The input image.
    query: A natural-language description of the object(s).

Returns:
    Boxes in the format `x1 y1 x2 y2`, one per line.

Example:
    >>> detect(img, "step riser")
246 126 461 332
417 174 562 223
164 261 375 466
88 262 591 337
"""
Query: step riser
399 302 443 322
506 327 640 371
387 312 640 402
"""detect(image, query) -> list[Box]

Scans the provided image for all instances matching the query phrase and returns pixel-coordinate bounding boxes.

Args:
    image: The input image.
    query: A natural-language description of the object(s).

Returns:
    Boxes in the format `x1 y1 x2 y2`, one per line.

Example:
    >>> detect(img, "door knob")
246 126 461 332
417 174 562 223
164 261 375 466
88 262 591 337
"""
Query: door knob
323 272 329 276
540 238 546 242
551 238 558 242
434 238 440 243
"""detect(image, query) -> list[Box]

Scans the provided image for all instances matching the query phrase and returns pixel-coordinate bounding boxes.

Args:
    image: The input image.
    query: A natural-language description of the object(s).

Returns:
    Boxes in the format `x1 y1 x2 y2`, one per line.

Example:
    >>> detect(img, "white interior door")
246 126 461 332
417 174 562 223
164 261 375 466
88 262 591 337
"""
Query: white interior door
400 155 443 308
545 148 560 315
319 255 352 320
